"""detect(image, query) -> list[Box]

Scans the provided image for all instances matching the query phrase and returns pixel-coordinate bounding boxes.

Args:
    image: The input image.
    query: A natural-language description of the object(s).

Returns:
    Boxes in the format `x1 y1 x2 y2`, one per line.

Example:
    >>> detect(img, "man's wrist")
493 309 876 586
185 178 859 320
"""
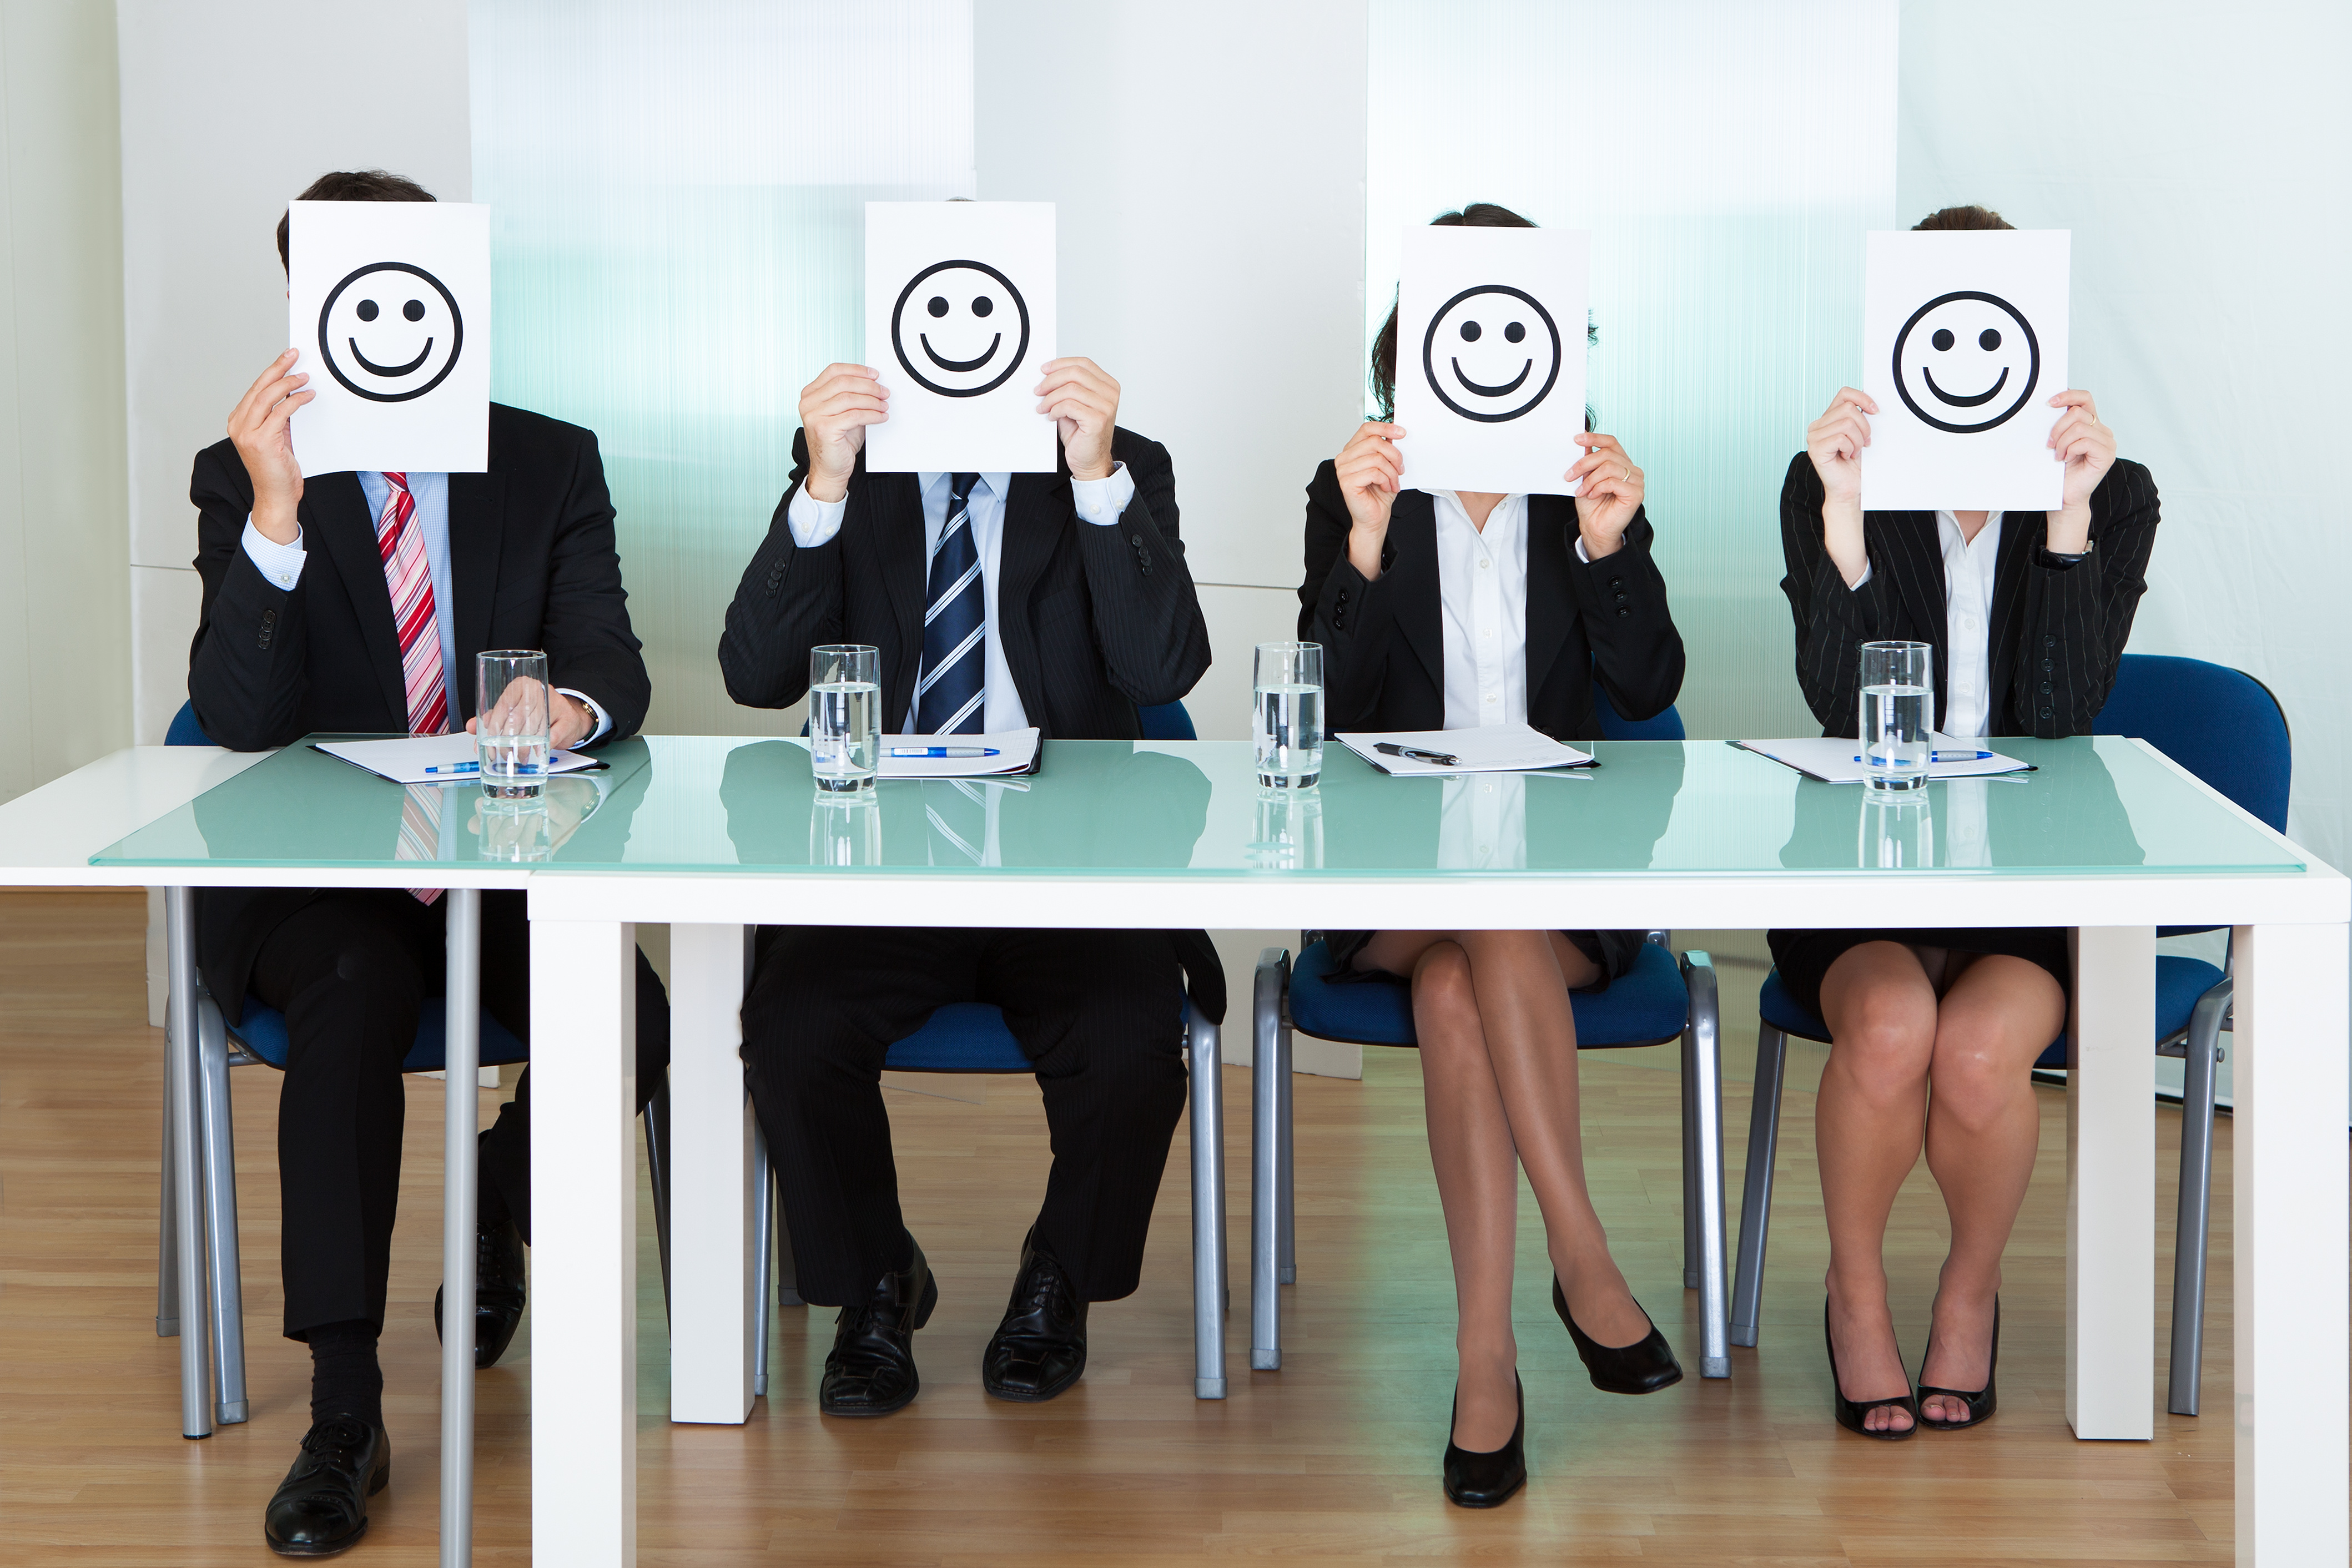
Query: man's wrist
804 471 848 504
251 498 301 546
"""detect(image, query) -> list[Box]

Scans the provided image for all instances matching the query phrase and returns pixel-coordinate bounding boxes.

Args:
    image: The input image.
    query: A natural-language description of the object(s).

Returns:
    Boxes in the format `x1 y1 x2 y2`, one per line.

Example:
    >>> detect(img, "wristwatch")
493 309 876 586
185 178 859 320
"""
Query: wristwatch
2038 540 2093 568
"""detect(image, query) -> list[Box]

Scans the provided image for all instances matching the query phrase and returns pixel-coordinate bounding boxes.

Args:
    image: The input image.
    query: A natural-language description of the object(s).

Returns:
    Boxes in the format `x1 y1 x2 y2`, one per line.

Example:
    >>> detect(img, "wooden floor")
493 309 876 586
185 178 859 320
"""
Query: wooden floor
0 890 2257 1564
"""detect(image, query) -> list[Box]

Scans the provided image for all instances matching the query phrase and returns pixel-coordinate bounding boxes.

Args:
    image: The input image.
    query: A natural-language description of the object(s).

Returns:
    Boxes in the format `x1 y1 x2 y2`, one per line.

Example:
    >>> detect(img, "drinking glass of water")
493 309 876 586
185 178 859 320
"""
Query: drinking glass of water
476 650 551 801
809 644 880 793
1859 640 1932 791
1253 641 1323 789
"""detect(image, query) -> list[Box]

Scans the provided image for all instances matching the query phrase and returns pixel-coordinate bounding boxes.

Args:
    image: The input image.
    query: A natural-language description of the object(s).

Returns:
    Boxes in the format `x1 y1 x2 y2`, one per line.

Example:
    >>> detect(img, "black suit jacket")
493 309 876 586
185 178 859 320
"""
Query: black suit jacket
1779 454 2159 739
718 427 1210 736
186 402 651 1020
1296 462 1685 742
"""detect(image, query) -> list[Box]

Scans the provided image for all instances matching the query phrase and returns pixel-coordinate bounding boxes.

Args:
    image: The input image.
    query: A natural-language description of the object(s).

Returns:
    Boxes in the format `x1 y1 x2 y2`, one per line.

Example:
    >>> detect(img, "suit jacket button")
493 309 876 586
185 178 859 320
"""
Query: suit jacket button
2039 707 2053 719
1131 533 1144 547
1337 589 1349 603
2044 634 2057 648
1616 606 1630 618
1614 592 1628 603
1609 578 1624 590
263 608 277 624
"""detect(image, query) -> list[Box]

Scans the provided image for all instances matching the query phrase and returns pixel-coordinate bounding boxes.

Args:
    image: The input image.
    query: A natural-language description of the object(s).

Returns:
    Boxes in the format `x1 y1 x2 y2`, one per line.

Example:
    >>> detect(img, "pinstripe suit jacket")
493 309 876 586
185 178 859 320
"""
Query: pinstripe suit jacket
1778 454 2159 739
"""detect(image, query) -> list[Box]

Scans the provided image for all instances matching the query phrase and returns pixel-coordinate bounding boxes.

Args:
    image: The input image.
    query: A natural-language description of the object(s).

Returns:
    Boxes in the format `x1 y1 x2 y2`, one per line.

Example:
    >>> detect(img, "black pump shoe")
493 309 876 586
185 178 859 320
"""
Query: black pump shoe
1825 1298 1920 1440
1553 1277 1683 1394
264 1414 390 1557
983 1228 1090 1402
1442 1375 1527 1508
819 1238 939 1417
1917 1296 2000 1430
435 1215 528 1369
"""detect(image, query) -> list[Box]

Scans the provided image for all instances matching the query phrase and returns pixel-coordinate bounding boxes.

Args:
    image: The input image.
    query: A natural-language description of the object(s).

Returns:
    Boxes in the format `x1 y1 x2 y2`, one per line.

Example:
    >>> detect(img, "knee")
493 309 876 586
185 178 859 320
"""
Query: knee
1829 995 1935 1103
326 940 423 1012
1411 943 1480 1052
1928 1028 2026 1130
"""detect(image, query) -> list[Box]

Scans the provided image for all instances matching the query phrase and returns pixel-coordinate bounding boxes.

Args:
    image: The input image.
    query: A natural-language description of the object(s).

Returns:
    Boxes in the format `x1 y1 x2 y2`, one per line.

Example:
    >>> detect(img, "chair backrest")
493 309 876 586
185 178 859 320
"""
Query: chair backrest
165 700 213 747
1137 700 1196 740
2092 654 2290 832
1592 682 1685 741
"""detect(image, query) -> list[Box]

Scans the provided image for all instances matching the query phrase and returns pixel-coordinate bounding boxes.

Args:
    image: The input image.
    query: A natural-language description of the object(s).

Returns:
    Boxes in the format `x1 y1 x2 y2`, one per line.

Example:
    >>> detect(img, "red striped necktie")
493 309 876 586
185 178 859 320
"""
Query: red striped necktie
377 471 447 905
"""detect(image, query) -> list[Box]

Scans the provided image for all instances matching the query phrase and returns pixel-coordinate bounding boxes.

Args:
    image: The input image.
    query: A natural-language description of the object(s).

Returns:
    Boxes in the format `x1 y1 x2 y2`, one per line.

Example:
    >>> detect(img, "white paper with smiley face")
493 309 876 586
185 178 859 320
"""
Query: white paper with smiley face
864 201 1058 474
1392 224 1588 497
286 200 490 476
1861 228 2070 511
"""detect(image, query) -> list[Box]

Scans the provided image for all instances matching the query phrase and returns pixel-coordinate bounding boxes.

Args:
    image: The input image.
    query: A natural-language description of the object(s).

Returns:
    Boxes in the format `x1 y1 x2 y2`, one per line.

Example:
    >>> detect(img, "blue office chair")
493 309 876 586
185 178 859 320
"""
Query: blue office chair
154 700 674 1430
749 698 1238 1399
1729 655 2287 1416
1248 693 1739 1379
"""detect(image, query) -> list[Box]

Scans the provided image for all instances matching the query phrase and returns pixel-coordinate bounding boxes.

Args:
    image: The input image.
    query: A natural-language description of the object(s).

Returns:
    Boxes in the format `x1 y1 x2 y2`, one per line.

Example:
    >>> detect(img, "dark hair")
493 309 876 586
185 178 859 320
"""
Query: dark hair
1913 203 2012 232
276 170 436 273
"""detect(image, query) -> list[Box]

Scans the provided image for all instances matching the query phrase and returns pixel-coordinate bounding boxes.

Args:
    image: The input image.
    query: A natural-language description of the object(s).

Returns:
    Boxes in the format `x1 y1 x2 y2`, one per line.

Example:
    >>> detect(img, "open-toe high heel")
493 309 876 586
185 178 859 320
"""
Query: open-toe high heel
1916 1296 1999 1430
1442 1374 1526 1509
1824 1298 1918 1441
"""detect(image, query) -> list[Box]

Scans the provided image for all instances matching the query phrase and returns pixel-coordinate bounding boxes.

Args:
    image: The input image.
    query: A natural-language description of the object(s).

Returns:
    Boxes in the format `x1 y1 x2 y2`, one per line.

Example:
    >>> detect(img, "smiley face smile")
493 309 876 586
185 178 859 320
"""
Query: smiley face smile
1920 364 2008 407
1891 289 2038 434
1422 284 1562 424
920 332 1002 373
889 259 1031 399
349 338 435 377
1451 357 1532 397
316 261 464 404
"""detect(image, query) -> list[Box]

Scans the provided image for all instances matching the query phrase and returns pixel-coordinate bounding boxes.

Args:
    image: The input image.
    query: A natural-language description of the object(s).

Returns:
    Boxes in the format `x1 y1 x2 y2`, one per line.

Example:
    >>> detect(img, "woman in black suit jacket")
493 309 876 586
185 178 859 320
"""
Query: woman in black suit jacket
1773 205 2161 1441
1296 204 1687 1509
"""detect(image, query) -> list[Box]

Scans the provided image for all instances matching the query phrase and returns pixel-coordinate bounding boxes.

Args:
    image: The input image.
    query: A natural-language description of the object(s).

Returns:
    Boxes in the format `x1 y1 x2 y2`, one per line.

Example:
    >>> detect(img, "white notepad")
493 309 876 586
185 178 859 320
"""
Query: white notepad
1732 735 2033 784
311 733 603 785
1338 724 1594 777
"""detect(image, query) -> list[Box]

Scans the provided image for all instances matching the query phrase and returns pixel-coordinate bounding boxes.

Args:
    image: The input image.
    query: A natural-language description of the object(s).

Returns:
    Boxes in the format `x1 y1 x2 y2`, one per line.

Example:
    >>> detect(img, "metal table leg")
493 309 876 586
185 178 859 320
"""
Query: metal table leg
441 889 480 1568
1187 1000 1227 1398
164 888 211 1439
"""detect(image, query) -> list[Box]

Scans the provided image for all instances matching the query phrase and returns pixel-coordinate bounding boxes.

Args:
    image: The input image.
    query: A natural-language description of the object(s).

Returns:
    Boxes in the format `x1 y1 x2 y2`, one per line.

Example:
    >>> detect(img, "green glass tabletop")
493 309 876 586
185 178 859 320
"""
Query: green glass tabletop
90 733 2303 879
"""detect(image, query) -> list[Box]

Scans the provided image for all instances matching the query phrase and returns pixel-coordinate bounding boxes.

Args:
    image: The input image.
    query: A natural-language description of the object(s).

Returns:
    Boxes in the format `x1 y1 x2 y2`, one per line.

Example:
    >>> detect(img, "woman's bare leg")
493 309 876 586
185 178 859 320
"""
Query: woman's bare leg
1916 953 2065 1422
1816 941 1942 1433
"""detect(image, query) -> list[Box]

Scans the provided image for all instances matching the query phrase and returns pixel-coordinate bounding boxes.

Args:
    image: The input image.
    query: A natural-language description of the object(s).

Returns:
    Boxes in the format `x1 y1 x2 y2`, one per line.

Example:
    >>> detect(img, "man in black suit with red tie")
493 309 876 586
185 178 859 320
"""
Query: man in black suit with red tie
187 169 670 1557
718 354 1216 1417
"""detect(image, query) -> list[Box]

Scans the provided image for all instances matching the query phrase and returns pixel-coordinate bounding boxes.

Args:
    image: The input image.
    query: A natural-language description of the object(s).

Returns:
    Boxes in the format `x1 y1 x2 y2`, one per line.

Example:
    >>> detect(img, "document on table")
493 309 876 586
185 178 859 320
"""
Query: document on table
1731 735 2034 784
1338 724 1594 777
790 729 1043 779
311 733 603 785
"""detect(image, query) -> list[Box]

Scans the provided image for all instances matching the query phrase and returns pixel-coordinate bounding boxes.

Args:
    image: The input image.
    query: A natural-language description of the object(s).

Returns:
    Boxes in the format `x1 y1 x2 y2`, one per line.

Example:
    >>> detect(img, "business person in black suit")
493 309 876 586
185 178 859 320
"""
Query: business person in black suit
188 169 672 1556
1296 204 1686 1510
718 347 1213 1417
1771 204 2159 1441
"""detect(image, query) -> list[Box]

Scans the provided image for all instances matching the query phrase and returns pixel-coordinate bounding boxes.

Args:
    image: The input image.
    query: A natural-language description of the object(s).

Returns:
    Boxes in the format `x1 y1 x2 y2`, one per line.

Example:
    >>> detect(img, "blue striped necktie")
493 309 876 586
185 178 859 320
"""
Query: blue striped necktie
915 472 986 734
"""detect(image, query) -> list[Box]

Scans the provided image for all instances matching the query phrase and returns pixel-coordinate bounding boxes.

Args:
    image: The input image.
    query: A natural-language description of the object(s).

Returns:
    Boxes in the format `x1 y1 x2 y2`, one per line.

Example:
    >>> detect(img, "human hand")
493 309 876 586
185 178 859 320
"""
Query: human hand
2044 390 2113 551
1568 433 1644 559
1035 357 1120 480
228 349 312 544
798 364 889 503
464 679 593 749
1806 387 1874 584
1335 421 1405 579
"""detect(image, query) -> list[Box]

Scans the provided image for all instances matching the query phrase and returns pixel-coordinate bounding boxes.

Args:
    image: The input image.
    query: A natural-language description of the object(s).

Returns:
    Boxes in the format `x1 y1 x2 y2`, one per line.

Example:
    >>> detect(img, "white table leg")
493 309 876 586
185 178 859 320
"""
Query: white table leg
2066 925 2154 1440
530 919 638 1567
163 887 213 1440
2233 922 2350 1565
668 922 755 1424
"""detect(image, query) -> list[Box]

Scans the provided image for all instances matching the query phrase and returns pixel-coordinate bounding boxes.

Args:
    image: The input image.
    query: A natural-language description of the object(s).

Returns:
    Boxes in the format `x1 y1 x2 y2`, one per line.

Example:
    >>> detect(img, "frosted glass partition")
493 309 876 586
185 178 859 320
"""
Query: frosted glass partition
1366 0 1896 743
468 0 975 735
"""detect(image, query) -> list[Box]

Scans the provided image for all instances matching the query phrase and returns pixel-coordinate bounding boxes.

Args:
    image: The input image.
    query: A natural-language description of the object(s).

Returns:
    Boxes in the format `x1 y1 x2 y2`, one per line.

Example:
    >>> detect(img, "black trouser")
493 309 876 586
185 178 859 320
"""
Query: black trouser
245 888 671 1338
740 926 1187 1307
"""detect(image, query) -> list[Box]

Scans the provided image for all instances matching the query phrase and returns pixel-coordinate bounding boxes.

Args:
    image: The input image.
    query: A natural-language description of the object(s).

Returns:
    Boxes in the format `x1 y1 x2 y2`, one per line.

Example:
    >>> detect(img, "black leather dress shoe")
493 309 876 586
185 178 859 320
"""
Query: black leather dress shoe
434 1215 528 1368
264 1414 389 1557
1554 1276 1684 1395
982 1229 1089 1402
820 1239 938 1417
1442 1375 1527 1508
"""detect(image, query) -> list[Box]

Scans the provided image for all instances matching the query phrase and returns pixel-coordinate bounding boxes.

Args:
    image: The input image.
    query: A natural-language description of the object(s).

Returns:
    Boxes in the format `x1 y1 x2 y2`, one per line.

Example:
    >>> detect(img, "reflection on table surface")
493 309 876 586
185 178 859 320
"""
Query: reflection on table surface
90 733 2303 878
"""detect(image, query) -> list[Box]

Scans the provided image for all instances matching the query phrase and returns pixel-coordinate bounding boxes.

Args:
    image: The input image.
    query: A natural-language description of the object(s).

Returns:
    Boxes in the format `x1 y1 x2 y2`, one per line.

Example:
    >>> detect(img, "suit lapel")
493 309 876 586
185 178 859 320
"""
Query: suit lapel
865 471 928 716
1877 511 1950 719
1387 492 1443 692
302 472 409 724
447 471 506 722
996 470 1069 726
1523 496 1574 705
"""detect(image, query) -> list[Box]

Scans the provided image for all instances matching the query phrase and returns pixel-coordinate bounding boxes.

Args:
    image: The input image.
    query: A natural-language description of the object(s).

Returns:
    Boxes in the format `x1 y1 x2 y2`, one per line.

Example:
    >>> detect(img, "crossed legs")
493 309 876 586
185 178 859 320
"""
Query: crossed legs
1815 941 2064 1431
1357 929 1651 1451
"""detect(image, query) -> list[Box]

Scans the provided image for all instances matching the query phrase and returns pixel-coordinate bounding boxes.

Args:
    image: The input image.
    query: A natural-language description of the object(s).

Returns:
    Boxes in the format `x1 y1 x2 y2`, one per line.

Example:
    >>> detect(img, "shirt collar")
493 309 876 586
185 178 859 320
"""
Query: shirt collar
920 472 1011 506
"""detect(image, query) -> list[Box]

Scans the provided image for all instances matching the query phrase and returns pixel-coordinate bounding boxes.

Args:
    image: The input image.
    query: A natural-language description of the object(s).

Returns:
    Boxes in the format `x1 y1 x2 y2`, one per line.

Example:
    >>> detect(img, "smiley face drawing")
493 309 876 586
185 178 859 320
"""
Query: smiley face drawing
889 259 1031 399
1420 284 1562 423
317 262 465 403
1891 290 2039 434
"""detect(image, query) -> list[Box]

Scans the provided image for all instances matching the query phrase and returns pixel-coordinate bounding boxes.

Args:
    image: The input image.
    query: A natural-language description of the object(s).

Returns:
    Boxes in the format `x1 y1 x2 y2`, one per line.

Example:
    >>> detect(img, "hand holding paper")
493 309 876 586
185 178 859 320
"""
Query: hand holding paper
1568 432 1644 557
1034 356 1120 480
798 362 891 503
1333 421 1406 577
226 349 314 546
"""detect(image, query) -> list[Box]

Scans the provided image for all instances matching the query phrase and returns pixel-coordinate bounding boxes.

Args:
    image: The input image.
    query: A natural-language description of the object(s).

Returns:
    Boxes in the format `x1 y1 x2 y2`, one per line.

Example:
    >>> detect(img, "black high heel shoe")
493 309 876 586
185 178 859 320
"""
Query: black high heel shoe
1553 1276 1683 1395
1824 1298 1918 1440
1442 1374 1527 1509
1916 1296 1999 1430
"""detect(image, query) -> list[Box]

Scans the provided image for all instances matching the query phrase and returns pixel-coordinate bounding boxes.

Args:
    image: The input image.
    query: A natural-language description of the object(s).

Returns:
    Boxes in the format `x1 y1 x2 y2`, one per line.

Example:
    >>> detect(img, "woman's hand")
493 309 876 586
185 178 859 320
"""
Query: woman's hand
1806 387 1873 586
797 364 889 503
1336 421 1405 579
1568 433 1643 559
2044 390 2113 554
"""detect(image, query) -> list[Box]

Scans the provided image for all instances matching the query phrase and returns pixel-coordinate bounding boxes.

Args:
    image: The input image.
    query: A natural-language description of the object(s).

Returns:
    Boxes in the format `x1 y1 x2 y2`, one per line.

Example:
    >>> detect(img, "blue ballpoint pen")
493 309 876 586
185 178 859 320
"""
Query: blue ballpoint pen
421 761 480 774
1849 749 1997 764
888 746 1001 758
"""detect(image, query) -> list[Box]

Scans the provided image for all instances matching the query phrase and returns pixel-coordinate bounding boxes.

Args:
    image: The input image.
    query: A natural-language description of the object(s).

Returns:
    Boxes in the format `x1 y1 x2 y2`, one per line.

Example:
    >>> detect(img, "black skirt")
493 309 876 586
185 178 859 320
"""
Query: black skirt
1319 928 1642 991
1766 927 2069 1020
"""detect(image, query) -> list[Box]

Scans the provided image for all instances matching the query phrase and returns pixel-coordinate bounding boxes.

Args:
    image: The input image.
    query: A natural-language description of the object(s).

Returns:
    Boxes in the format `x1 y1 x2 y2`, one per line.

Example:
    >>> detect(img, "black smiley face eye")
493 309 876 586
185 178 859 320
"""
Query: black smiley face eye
971 296 994 318
1978 327 2001 350
1459 320 1483 342
404 300 425 322
1931 327 1954 351
927 296 949 318
356 299 380 322
1504 321 1525 344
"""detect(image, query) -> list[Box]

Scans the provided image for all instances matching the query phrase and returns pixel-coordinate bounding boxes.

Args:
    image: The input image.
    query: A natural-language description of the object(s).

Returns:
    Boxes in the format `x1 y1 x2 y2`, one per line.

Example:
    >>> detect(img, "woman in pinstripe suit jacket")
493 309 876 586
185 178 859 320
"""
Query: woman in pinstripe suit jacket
1774 205 2162 1441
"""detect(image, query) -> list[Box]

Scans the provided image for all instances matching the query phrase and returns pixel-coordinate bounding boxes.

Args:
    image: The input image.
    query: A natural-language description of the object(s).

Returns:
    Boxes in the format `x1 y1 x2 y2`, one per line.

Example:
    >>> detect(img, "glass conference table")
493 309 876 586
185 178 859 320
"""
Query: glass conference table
84 732 2350 1567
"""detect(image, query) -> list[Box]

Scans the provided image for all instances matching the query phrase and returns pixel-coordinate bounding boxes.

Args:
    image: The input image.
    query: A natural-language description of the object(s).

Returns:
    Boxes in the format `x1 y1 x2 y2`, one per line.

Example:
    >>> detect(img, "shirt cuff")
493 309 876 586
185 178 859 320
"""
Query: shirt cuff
1071 461 1135 526
1574 536 1590 564
1847 560 1874 590
557 688 612 745
241 517 306 589
786 485 848 548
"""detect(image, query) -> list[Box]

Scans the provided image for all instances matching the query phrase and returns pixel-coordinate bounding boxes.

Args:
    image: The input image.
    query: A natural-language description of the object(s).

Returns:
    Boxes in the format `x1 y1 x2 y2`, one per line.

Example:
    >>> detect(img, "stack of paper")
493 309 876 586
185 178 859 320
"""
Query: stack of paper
1338 724 1594 777
1732 735 2033 784
312 734 603 785
875 729 1041 778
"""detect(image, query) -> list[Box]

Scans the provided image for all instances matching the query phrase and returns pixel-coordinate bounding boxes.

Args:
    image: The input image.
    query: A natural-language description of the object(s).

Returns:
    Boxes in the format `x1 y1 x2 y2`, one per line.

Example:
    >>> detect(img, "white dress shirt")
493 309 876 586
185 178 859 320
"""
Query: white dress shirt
1845 510 2004 740
785 462 1136 733
1433 491 1530 730
239 474 611 741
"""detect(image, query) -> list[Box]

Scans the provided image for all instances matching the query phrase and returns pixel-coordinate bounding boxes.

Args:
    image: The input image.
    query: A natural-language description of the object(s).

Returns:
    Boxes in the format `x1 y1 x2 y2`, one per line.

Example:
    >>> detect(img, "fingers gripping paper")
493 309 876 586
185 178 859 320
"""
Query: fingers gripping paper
287 200 491 476
1860 229 2071 511
864 201 1059 473
1392 225 1588 496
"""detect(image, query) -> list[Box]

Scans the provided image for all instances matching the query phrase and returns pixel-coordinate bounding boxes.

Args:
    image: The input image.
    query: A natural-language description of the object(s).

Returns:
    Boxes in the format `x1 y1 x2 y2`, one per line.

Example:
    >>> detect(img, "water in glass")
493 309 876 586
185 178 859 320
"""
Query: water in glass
1861 681 1931 789
810 680 880 791
1255 682 1323 789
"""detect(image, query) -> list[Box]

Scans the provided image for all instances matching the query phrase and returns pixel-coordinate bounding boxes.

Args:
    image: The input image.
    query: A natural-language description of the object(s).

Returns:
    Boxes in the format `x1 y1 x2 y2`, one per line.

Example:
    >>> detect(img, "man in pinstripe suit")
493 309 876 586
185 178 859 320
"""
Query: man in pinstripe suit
717 355 1216 1416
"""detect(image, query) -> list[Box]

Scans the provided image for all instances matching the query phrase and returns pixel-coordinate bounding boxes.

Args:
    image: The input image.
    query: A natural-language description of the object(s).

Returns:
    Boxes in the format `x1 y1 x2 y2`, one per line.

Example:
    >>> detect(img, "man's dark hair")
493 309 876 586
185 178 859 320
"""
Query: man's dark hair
1913 203 2013 232
276 169 436 274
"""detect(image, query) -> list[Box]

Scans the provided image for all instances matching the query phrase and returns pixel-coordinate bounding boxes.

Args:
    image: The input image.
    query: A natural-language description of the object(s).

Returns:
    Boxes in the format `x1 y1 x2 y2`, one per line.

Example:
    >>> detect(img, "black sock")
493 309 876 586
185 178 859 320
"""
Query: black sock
306 1319 384 1430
